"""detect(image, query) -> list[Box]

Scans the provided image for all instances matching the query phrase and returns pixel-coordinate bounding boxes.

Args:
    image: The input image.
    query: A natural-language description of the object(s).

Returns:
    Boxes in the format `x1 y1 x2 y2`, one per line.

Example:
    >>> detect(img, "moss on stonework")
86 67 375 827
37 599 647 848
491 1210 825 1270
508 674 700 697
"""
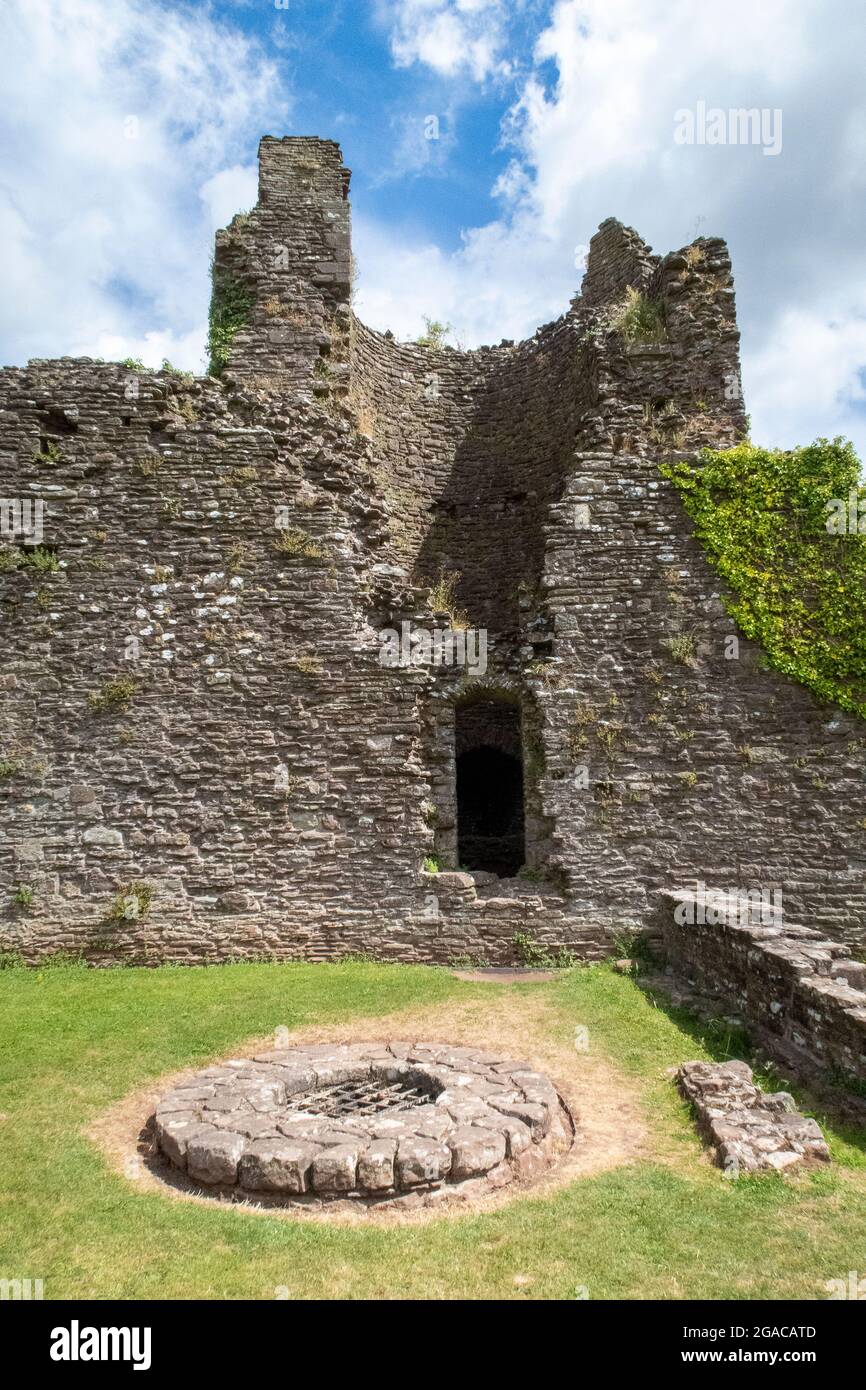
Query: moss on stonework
88 677 137 714
105 880 153 924
662 439 866 719
207 265 253 377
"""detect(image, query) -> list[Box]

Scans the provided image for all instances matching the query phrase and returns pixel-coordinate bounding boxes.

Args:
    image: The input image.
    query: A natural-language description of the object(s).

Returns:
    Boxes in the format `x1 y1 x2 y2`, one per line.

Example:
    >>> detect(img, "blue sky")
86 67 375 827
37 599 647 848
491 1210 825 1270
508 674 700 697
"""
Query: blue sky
1 0 866 458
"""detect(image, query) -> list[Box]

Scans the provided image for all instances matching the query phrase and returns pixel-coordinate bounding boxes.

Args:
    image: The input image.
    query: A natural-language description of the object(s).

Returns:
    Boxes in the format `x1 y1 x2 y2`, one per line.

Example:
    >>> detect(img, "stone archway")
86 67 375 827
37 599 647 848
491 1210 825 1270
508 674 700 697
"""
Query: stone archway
455 702 525 875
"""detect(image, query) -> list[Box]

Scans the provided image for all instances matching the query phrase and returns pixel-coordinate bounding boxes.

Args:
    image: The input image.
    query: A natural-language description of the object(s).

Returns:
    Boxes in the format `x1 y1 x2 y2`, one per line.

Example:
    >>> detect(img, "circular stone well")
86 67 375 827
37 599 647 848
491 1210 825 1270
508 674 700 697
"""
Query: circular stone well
153 1042 572 1206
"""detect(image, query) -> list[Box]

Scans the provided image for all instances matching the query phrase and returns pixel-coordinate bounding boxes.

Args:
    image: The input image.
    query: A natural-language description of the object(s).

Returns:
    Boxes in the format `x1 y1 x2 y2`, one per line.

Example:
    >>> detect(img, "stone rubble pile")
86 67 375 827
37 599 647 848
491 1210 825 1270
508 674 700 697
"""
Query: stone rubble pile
677 1060 830 1173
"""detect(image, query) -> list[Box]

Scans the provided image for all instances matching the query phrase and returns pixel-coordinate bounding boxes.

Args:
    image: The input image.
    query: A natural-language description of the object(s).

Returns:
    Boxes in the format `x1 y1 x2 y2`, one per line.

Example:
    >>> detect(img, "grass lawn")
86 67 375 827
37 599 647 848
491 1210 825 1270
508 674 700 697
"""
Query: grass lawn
1 957 865 1301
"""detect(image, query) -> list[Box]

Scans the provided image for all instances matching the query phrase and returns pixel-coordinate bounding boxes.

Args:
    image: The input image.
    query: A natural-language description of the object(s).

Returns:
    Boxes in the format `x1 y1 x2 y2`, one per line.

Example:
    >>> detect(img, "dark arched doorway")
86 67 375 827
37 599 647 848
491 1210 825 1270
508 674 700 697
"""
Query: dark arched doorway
455 700 525 876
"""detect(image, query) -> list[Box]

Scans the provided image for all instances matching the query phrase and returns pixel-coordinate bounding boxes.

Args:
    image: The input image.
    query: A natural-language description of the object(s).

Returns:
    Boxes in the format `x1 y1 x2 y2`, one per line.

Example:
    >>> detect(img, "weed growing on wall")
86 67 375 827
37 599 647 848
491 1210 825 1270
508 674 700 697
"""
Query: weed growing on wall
207 266 252 376
105 881 154 924
22 546 60 573
608 286 667 344
88 677 137 714
273 527 325 561
662 633 697 666
512 930 576 969
33 441 62 465
415 316 452 349
0 547 56 575
663 439 866 718
159 359 193 382
426 569 469 629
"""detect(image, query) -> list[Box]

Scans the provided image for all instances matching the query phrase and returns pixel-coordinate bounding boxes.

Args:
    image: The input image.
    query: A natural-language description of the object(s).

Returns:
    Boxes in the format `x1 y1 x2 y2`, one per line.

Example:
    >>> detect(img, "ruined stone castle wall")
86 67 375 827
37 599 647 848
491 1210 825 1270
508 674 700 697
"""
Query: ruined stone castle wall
349 312 580 635
212 137 353 397
0 134 863 967
0 359 444 961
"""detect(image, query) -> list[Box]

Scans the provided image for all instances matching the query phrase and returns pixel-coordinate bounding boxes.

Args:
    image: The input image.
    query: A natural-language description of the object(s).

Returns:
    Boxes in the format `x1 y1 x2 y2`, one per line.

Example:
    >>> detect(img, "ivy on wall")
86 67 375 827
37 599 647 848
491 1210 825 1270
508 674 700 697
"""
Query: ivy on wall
207 267 252 376
662 439 866 720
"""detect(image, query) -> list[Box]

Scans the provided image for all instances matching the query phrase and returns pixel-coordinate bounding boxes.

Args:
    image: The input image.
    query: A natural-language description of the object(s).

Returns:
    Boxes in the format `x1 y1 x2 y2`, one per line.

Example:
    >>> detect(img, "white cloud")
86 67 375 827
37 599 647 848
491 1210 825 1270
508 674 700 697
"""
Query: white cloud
744 307 866 451
199 166 258 235
354 198 572 349
0 0 288 372
3 0 865 462
376 107 459 183
379 0 510 82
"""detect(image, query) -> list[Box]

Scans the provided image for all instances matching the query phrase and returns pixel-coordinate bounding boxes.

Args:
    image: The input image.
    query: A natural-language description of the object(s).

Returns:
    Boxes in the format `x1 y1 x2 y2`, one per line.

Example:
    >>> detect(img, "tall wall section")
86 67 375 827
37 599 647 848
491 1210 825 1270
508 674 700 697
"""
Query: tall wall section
0 358 448 961
530 225 866 947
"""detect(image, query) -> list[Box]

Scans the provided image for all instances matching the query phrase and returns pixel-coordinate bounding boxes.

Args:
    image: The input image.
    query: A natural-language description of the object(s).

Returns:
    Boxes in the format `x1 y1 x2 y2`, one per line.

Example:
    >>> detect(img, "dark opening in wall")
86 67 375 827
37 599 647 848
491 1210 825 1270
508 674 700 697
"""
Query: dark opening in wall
456 700 525 876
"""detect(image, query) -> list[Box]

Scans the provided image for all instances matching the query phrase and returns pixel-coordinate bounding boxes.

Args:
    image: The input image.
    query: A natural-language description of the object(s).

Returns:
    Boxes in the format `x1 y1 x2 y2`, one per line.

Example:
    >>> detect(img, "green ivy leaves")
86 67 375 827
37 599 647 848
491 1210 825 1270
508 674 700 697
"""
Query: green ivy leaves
662 439 866 719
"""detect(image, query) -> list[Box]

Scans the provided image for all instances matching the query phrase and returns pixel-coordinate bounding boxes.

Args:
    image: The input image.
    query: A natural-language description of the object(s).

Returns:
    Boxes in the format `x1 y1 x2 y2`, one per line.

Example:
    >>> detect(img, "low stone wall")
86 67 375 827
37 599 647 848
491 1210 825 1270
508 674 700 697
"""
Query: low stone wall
658 889 866 1087
422 871 610 964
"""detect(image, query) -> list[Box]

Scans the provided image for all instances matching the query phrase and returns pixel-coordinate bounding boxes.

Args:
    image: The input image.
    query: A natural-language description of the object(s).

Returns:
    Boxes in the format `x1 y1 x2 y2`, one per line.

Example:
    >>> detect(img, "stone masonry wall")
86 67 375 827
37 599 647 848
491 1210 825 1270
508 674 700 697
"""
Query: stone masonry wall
212 137 352 399
0 134 864 966
659 890 866 1087
523 225 866 948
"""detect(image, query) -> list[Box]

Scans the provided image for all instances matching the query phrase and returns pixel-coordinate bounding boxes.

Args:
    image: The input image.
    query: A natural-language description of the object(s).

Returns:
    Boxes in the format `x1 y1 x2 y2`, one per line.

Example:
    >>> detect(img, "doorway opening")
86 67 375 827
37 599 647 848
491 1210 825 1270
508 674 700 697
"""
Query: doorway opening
455 700 525 876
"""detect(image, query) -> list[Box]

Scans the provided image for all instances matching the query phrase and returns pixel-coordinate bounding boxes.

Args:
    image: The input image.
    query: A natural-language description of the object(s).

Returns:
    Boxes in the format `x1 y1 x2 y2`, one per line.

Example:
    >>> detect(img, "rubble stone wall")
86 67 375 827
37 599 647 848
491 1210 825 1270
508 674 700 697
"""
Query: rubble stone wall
0 134 864 966
659 891 866 1085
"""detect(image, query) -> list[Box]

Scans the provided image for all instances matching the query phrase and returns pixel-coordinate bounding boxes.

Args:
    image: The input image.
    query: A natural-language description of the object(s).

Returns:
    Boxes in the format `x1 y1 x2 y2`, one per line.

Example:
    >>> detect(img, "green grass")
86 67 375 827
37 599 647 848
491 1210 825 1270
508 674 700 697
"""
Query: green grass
1 960 865 1300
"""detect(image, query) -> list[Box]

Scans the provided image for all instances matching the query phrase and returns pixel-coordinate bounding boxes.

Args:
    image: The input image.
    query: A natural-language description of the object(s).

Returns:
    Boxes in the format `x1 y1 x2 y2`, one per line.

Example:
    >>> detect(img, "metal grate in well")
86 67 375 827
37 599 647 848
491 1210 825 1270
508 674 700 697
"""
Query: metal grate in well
284 1077 433 1118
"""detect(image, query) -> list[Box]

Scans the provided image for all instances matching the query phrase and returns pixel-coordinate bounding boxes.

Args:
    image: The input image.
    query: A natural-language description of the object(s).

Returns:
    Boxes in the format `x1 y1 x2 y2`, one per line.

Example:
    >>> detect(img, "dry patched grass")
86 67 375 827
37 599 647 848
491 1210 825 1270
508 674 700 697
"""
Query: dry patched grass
89 987 647 1227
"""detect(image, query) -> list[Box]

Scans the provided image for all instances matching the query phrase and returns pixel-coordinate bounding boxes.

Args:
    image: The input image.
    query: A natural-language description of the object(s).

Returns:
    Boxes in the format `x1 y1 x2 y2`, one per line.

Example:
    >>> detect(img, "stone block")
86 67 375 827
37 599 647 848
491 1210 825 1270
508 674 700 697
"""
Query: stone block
448 1125 507 1179
239 1139 318 1193
311 1144 359 1192
396 1137 452 1187
358 1140 396 1190
186 1129 246 1185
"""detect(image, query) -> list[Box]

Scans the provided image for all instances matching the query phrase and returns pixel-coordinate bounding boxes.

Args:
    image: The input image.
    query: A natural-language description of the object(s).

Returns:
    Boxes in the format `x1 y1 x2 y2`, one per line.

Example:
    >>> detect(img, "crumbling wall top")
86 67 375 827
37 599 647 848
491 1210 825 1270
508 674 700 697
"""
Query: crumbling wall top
257 135 351 205
579 216 658 307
